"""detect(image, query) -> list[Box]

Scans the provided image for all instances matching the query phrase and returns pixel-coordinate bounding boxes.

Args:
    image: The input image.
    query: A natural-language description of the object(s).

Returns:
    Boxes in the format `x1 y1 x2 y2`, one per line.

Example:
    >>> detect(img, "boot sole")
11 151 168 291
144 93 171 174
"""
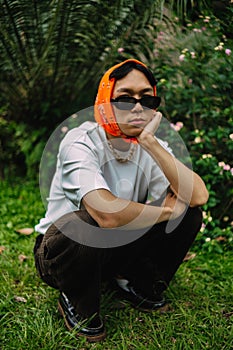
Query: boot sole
58 301 106 343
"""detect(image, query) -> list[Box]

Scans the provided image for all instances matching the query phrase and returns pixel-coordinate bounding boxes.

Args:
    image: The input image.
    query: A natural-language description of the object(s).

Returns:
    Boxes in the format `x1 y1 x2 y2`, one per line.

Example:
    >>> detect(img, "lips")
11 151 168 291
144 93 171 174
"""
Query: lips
128 118 146 125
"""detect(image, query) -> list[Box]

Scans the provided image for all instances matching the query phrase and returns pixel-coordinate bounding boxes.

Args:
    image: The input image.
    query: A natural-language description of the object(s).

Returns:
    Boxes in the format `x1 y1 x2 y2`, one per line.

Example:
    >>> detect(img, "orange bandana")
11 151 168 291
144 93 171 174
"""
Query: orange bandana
94 59 157 142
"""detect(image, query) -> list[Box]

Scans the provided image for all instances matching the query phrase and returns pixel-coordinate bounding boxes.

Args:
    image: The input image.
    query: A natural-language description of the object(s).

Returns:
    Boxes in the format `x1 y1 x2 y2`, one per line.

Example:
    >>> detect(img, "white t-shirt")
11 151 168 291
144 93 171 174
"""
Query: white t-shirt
35 121 171 234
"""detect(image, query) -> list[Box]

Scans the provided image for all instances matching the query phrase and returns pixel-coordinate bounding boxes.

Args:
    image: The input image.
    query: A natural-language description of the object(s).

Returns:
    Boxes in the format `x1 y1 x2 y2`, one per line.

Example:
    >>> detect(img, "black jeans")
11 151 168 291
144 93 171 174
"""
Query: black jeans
34 207 202 317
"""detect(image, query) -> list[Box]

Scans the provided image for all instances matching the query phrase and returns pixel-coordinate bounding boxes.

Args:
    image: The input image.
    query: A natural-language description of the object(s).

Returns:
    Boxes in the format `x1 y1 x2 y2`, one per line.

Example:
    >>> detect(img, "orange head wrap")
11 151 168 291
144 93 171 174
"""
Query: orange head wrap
94 58 157 143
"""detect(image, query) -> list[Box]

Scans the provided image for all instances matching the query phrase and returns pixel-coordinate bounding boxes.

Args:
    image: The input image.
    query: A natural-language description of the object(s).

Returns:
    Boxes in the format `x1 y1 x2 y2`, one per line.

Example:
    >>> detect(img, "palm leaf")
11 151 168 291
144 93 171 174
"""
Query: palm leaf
0 0 170 131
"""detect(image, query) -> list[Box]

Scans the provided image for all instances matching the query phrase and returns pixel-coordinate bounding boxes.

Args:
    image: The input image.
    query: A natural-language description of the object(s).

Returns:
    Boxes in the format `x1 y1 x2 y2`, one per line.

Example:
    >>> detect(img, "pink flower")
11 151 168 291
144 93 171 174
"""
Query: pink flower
225 49 231 56
176 121 184 129
157 32 164 41
223 164 230 171
190 52 196 59
117 47 124 53
188 78 193 84
200 223 206 232
179 54 185 62
170 122 183 131
61 126 68 133
218 161 225 167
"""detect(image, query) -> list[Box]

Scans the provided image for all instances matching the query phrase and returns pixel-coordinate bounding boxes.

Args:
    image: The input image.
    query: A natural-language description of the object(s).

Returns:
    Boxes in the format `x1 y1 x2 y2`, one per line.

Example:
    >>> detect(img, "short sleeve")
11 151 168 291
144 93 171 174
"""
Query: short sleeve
60 140 110 208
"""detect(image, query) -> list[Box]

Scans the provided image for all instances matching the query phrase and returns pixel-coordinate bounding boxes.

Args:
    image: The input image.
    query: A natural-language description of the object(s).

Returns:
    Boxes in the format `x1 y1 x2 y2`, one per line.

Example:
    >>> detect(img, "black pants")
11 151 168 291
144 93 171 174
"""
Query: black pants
34 207 202 318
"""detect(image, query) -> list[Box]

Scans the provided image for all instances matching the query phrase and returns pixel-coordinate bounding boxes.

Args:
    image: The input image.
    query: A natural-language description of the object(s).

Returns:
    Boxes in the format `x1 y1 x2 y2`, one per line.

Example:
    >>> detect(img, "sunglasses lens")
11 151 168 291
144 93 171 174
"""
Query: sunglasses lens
141 96 161 109
111 96 161 110
112 97 135 110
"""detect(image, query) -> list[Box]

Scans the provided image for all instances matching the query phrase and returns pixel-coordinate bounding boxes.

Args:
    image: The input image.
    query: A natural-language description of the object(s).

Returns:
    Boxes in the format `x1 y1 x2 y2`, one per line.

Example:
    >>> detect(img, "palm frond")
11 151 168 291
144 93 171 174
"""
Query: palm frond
0 0 169 126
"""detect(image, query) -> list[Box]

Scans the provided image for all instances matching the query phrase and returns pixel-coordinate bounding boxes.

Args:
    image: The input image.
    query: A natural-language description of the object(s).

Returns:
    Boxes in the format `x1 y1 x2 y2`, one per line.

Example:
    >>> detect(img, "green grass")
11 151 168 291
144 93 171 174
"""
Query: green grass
0 179 232 349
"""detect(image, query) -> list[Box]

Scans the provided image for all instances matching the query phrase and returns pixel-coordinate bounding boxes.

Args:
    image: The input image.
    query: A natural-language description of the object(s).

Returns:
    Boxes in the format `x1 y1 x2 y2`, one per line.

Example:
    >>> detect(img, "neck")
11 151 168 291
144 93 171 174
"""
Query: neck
106 132 130 151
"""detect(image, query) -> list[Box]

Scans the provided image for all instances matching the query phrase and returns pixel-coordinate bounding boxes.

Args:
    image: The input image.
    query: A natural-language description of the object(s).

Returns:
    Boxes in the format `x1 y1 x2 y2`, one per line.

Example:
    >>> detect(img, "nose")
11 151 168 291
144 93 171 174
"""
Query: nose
131 101 143 113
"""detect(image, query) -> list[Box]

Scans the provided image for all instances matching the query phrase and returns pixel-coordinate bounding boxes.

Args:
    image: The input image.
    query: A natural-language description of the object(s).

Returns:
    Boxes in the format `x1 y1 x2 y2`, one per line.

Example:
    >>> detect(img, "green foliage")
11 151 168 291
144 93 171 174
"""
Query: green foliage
0 0 162 177
171 0 233 28
0 1 232 248
0 108 24 178
166 16 233 242
122 13 233 245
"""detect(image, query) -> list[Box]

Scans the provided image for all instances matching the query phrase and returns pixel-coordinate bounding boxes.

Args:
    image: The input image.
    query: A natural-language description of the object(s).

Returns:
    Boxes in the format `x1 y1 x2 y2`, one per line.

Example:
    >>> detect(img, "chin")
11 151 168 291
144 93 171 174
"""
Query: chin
120 125 143 137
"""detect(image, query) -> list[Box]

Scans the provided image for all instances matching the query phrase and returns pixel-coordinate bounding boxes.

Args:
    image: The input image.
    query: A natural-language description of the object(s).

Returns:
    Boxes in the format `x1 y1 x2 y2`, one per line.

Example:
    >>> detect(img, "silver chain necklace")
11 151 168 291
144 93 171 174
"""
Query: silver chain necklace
107 140 136 163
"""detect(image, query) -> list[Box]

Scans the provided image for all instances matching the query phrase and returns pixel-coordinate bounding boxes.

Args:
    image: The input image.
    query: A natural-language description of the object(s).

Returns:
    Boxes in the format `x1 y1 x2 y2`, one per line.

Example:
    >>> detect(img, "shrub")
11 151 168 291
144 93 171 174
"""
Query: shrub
0 108 26 178
121 12 233 248
155 15 233 246
0 0 159 177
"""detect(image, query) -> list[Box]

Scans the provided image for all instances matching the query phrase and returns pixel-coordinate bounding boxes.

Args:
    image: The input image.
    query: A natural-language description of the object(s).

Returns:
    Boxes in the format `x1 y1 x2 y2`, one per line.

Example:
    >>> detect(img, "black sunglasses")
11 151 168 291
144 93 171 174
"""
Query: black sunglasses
111 95 161 110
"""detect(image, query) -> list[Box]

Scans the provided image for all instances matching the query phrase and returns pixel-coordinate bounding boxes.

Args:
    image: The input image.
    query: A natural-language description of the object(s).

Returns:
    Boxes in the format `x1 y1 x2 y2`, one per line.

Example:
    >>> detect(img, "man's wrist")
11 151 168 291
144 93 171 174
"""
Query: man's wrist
161 206 173 221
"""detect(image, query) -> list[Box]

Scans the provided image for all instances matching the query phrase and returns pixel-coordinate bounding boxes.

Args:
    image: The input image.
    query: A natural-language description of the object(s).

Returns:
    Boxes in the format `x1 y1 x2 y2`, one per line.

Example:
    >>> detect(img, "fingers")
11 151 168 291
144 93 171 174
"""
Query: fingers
144 111 162 134
137 112 162 143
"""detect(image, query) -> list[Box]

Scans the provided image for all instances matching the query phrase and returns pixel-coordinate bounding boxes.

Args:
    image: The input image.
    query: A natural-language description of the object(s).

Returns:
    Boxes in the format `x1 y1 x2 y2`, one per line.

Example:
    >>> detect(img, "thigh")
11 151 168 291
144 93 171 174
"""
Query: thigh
34 210 112 289
34 218 75 286
109 207 202 281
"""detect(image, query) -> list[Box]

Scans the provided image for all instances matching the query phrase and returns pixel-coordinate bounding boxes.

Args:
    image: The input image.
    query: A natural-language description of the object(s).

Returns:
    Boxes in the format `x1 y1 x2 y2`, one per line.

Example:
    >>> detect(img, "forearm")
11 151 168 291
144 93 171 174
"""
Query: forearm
138 134 209 206
83 190 172 229
114 202 173 230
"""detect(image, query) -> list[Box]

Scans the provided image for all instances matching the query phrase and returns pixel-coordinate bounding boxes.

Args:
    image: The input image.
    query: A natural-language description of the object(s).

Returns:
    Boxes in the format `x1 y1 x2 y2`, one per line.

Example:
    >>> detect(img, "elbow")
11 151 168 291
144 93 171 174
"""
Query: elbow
199 188 209 206
97 213 120 229
190 188 209 207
